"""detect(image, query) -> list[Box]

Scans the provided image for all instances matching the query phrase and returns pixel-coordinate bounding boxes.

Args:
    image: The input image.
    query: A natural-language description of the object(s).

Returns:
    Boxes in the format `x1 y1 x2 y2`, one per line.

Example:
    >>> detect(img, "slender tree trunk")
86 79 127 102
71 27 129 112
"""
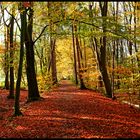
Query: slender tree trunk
112 40 115 99
47 2 58 85
114 2 120 89
89 3 103 89
123 2 133 57
14 3 26 116
120 40 124 64
1 4 10 90
72 24 78 85
4 26 9 89
50 38 58 85
74 24 86 89
83 39 87 69
7 9 15 99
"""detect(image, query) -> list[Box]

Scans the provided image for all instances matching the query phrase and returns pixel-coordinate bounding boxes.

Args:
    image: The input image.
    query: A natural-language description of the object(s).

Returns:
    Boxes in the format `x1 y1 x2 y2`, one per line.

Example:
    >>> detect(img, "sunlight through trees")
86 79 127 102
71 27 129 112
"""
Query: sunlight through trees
0 2 140 115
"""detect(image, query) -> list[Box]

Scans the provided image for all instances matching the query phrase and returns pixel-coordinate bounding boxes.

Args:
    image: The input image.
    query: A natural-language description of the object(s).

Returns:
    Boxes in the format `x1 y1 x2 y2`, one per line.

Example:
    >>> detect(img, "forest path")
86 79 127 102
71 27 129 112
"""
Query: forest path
0 80 140 138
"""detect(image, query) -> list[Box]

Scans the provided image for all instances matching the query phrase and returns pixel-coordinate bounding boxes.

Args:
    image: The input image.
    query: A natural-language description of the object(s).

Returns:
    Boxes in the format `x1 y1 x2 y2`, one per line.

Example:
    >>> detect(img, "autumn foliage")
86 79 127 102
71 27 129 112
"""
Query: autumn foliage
0 80 140 138
22 2 31 8
0 2 140 138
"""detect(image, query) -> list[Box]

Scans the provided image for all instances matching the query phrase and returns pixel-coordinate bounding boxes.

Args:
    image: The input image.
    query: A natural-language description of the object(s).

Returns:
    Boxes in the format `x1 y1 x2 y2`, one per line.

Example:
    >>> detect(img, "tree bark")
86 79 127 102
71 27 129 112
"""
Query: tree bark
14 3 26 116
1 6 10 90
7 8 15 99
72 24 78 85
50 38 58 85
4 26 9 89
25 4 40 101
74 24 86 89
98 2 112 98
48 2 58 85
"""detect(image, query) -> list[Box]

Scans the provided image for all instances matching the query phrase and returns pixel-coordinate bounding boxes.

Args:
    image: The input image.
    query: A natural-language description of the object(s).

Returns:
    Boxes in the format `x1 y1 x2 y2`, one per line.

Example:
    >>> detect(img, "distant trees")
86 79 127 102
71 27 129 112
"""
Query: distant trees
47 2 58 85
1 4 15 98
74 23 86 89
2 12 10 90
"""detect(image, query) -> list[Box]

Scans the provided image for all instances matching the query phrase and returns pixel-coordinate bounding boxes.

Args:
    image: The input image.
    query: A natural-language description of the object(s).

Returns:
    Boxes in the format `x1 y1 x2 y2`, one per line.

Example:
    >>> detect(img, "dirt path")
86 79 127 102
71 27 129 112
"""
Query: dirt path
0 80 140 138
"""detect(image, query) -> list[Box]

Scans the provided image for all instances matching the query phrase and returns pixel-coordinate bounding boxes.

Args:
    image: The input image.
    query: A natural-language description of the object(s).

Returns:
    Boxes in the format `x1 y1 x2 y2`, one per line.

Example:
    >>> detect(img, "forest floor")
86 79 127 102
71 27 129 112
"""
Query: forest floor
0 80 140 138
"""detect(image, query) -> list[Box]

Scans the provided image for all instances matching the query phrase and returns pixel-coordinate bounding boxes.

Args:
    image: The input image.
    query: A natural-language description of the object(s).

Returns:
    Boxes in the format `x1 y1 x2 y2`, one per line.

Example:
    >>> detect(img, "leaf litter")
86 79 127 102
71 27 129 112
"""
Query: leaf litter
0 80 140 138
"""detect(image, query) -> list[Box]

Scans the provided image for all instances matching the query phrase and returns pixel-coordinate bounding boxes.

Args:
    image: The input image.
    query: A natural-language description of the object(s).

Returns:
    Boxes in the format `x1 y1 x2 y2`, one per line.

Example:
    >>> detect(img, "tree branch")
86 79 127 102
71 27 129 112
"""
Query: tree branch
34 18 133 45
33 20 63 44
5 8 21 31
0 4 10 27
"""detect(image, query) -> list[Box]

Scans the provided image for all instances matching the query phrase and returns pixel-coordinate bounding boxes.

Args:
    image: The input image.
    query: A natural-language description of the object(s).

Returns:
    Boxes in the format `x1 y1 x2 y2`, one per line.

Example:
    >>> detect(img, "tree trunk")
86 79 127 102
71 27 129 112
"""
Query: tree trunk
7 9 15 99
72 24 78 85
25 4 40 102
98 2 112 98
74 24 86 89
4 26 9 89
14 3 26 116
50 38 58 85
47 2 58 85
1 4 10 90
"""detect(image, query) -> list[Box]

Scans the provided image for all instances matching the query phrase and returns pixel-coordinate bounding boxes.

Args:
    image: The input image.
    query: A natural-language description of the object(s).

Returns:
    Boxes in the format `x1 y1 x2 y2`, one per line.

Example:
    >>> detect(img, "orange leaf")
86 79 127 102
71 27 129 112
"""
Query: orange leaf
23 2 30 8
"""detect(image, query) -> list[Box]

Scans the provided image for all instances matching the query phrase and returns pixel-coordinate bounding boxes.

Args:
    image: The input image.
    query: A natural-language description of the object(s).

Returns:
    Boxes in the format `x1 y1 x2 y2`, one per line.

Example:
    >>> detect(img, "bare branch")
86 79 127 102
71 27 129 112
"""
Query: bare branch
33 20 63 44
5 8 21 31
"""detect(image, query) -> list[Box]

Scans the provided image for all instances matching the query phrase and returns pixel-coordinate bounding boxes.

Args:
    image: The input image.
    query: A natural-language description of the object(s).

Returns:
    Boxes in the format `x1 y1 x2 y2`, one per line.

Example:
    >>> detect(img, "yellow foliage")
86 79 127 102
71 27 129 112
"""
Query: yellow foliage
108 66 132 76
37 74 53 92
135 2 140 7
80 71 100 79
0 45 6 53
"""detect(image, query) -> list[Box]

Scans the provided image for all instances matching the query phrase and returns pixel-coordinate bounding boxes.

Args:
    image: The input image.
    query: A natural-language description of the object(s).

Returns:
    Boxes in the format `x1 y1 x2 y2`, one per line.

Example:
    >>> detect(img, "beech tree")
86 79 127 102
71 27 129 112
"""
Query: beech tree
1 4 15 98
88 2 112 98
24 2 40 101
8 5 15 99
0 4 10 90
47 2 58 85
74 23 86 89
14 2 26 116
72 23 78 85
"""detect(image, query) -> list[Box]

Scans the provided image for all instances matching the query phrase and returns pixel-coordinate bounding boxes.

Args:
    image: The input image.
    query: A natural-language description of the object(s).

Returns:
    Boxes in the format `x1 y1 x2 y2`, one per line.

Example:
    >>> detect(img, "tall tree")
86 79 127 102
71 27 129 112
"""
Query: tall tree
94 2 112 98
24 2 40 101
14 2 26 116
72 23 78 85
4 24 10 89
50 37 58 85
7 6 15 99
48 2 58 85
74 24 86 89
1 4 10 90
